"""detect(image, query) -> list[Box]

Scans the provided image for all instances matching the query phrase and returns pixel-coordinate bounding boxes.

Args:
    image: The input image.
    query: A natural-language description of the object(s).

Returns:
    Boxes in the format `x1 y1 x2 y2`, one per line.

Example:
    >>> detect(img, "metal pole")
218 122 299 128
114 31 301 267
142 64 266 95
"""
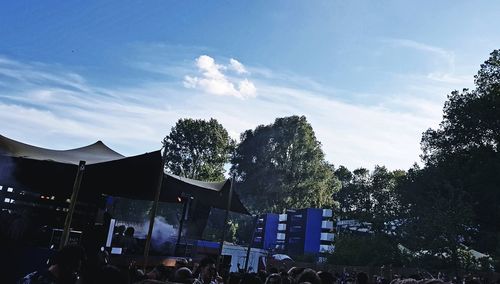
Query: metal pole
217 175 234 271
175 197 189 255
60 160 86 249
143 149 166 270
244 215 259 272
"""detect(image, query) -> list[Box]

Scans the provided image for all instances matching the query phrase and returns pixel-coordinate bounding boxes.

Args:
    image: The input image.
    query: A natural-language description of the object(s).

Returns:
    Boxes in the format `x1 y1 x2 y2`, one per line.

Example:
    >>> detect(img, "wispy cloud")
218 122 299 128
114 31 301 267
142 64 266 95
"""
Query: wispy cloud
183 55 256 99
381 38 476 88
386 38 456 70
0 53 470 170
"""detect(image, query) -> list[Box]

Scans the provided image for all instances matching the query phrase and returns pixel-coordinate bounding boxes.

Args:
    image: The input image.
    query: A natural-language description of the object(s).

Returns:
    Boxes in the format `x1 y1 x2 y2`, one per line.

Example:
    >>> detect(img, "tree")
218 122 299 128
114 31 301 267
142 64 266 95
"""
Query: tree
370 166 405 232
163 118 234 181
397 165 475 272
162 118 234 239
422 50 500 164
231 115 339 213
328 233 405 266
333 166 354 217
333 165 404 233
420 50 500 258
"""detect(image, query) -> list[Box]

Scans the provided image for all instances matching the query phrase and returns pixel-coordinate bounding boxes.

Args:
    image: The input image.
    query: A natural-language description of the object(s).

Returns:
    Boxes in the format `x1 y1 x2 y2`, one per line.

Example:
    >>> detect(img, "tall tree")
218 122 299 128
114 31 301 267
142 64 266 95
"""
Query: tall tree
163 118 234 181
397 165 475 272
162 118 234 239
370 166 405 232
231 115 339 213
333 165 404 233
422 50 500 164
333 166 354 217
420 50 500 258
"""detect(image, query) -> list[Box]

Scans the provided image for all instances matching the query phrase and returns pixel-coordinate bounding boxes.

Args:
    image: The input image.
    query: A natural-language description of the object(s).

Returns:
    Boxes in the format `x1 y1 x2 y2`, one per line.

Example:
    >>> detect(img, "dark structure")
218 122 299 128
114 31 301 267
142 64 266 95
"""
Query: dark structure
0 134 249 248
0 135 248 214
0 134 251 281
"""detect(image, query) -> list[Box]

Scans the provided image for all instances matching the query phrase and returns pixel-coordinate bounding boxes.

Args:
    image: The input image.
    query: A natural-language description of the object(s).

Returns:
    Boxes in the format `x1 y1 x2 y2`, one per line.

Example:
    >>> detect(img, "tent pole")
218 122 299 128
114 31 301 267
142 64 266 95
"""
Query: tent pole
143 149 166 270
217 175 234 272
244 214 259 272
60 160 86 249
175 197 189 255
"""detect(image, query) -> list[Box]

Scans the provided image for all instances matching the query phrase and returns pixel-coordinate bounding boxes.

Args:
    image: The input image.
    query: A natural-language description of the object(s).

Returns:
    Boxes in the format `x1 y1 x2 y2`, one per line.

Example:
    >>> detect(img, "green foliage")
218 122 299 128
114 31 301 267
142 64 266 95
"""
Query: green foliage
231 115 339 213
397 165 475 271
419 49 500 259
457 249 493 272
163 118 234 181
422 50 500 164
169 49 500 271
333 165 404 233
328 233 405 266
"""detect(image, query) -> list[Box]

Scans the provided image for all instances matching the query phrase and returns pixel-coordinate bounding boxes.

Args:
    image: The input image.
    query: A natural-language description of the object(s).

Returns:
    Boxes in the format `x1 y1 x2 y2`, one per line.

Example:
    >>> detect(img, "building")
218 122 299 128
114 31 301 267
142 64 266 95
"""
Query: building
252 213 279 250
253 208 334 258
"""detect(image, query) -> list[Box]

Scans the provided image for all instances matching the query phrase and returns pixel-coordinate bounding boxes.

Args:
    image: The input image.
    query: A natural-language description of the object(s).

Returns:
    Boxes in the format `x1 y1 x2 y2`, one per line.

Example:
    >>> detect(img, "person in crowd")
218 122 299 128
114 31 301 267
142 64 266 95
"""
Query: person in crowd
297 268 321 284
80 223 111 284
193 257 217 284
174 267 195 283
240 273 263 284
420 279 443 284
288 267 305 283
463 277 481 284
121 227 138 254
279 270 292 284
266 273 282 284
259 270 270 283
397 279 418 284
130 264 171 283
228 272 243 284
168 259 189 282
175 258 189 270
147 264 171 282
96 265 128 284
19 244 86 284
356 272 368 284
317 271 336 284
269 267 279 275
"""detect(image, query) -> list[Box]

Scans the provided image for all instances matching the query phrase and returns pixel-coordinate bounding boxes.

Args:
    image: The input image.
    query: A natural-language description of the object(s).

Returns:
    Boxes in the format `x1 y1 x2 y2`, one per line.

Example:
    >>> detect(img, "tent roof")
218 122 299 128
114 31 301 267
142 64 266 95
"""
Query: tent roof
162 173 249 214
0 135 249 214
0 135 124 165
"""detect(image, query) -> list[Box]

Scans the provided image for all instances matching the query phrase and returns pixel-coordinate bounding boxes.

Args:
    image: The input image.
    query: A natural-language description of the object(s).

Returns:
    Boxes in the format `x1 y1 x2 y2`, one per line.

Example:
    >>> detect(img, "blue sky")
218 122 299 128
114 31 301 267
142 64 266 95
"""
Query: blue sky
1 1 499 170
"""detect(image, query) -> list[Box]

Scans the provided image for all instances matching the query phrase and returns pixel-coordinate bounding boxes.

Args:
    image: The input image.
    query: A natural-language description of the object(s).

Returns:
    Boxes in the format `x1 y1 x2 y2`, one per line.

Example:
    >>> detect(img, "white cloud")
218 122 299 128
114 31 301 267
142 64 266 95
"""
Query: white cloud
183 55 256 99
381 38 476 92
0 54 471 170
229 58 248 74
238 79 257 98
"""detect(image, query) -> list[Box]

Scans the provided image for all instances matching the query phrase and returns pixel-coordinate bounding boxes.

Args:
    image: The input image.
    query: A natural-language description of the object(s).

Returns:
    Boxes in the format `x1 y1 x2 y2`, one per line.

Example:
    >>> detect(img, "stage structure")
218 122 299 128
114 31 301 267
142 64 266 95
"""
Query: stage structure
0 134 249 266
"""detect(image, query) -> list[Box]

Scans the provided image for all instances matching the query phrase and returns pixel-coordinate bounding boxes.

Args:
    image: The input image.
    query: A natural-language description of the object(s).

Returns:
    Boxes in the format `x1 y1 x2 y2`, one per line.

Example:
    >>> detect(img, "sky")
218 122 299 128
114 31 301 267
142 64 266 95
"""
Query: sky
1 1 499 171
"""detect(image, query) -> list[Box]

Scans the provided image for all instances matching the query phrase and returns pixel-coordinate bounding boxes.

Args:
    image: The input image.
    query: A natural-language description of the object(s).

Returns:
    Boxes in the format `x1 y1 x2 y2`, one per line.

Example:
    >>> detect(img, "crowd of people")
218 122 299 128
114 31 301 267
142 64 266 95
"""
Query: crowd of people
17 244 492 284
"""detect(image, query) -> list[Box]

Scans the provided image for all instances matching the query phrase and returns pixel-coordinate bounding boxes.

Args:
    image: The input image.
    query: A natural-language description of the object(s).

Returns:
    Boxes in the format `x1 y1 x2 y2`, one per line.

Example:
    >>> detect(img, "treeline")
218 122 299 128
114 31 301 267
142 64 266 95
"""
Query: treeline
160 50 500 271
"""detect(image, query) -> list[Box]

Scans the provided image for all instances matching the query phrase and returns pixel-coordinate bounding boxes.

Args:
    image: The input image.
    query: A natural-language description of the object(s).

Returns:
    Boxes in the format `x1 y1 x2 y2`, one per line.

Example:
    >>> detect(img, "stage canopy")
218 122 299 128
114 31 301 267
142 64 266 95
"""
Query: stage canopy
0 135 249 215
